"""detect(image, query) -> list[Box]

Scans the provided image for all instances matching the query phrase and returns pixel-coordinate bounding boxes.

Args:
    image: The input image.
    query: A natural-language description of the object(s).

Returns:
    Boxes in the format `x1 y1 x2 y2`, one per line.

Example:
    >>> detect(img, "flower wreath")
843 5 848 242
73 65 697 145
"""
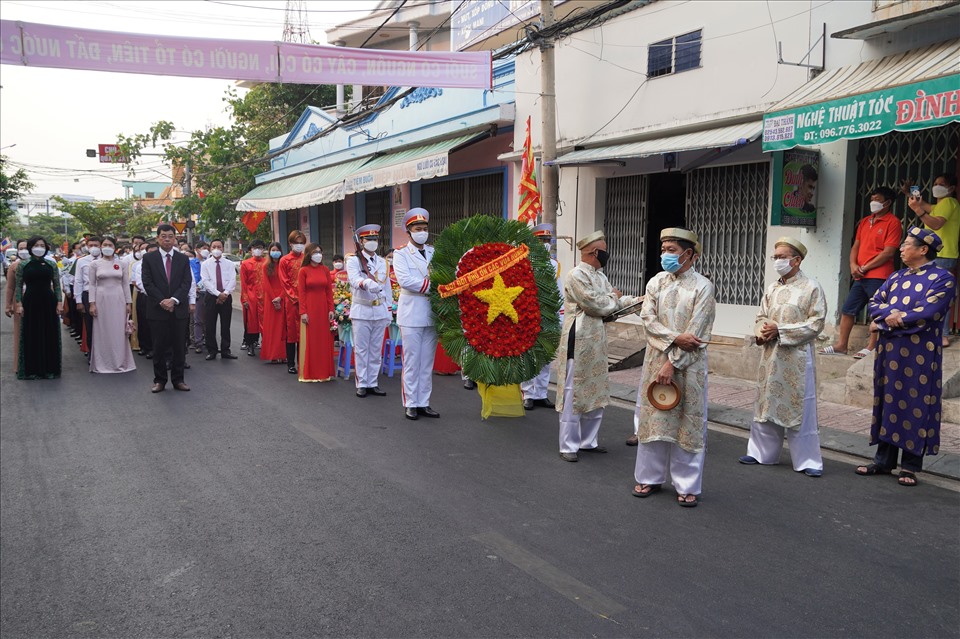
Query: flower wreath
431 216 562 386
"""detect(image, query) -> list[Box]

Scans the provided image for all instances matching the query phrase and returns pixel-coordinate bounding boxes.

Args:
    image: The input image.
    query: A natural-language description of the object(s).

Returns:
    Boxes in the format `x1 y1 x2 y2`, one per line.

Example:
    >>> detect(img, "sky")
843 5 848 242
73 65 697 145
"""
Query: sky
0 0 380 200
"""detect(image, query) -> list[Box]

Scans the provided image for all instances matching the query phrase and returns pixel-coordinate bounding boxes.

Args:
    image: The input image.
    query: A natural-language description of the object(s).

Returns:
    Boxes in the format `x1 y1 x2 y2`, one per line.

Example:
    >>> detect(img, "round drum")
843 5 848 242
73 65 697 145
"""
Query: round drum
647 381 681 411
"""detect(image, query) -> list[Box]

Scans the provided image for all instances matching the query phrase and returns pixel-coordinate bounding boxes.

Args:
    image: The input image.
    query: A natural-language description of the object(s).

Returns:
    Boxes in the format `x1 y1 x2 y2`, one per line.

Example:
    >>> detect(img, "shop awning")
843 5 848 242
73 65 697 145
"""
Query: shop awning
345 132 486 194
549 121 762 166
235 158 369 212
762 39 960 152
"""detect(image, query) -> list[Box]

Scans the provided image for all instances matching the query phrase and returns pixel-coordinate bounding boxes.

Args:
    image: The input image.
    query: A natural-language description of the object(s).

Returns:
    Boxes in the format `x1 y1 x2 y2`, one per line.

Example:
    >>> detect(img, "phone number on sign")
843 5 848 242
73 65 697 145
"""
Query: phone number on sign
803 120 883 142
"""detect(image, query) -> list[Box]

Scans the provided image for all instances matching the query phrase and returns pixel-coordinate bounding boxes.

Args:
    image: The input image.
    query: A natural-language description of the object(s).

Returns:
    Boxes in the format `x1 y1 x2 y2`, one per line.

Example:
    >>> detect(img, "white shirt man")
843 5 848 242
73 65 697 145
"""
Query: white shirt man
347 224 393 398
199 242 238 359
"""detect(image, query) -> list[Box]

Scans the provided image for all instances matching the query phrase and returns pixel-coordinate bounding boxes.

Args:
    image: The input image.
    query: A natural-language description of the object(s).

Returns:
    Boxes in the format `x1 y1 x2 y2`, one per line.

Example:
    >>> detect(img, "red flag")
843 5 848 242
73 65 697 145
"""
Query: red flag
241 211 267 233
517 116 541 225
197 188 205 199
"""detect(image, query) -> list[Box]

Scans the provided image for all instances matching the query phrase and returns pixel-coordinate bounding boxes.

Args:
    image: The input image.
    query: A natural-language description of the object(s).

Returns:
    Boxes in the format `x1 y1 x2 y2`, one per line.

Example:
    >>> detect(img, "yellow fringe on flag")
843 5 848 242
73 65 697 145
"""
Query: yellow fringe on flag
477 382 525 420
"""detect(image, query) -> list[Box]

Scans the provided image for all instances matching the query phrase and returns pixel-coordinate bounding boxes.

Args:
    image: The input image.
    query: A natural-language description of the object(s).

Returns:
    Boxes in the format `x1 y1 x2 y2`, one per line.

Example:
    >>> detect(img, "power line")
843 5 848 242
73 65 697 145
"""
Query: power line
357 0 407 49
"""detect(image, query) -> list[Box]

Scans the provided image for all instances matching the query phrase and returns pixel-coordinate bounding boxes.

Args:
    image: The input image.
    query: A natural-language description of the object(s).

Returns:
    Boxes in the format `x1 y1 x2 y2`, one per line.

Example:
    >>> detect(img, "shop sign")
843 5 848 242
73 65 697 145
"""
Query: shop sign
771 148 820 227
762 75 960 152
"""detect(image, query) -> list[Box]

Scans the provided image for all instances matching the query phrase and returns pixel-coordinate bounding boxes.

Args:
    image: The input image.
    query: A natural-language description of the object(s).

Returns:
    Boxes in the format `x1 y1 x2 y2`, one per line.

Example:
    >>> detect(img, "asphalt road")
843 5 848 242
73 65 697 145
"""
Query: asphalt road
2 283 958 638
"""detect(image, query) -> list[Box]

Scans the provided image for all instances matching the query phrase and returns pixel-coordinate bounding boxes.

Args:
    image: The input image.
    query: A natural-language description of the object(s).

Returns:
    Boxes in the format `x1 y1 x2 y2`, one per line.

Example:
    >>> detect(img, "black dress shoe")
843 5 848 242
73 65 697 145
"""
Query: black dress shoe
221 352 238 359
173 382 190 391
240 343 248 350
578 446 608 454
144 352 153 359
559 452 578 462
405 408 419 420
523 399 535 410
184 363 191 369
534 398 555 409
368 387 386 396
247 349 256 357
205 353 217 361
356 387 368 398
463 379 476 390
287 366 297 374
417 406 440 418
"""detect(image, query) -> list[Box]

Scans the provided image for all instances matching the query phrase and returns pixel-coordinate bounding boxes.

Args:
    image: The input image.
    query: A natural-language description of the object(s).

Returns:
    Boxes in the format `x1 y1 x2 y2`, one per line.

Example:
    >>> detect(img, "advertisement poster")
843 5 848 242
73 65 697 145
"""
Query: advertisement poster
772 148 819 227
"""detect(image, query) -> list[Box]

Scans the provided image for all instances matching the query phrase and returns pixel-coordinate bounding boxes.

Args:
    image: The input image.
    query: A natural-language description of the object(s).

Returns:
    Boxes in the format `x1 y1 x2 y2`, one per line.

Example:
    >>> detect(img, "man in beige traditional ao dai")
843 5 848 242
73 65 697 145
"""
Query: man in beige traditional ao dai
740 237 826 476
634 228 715 507
555 230 643 462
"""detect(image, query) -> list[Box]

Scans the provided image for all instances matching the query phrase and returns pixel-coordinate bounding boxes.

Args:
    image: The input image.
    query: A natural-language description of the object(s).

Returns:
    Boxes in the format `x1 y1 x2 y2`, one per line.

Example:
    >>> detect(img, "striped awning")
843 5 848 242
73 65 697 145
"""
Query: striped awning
235 158 369 212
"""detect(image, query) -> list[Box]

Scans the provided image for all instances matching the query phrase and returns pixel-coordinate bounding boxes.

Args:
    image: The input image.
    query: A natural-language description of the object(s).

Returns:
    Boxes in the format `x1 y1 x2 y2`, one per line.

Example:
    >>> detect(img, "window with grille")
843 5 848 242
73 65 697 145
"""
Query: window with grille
603 174 648 297
687 162 770 306
363 190 391 240
648 30 702 78
315 202 342 256
284 210 300 243
420 171 504 235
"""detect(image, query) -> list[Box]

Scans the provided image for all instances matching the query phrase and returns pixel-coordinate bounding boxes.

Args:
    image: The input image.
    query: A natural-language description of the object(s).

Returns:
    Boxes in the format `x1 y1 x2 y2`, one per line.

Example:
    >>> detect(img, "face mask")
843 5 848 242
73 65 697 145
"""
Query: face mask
594 249 609 268
869 201 886 214
212 249 223 258
932 185 951 199
386 258 393 266
543 241 553 250
774 258 795 277
101 247 115 258
89 247 101 257
292 243 305 254
173 247 180 252
311 252 323 264
252 249 263 258
31 246 46 257
135 251 144 260
661 251 688 274
200 249 210 259
363 240 378 253
411 231 429 245
81 246 89 255
333 261 343 270
270 250 282 259
18 249 30 260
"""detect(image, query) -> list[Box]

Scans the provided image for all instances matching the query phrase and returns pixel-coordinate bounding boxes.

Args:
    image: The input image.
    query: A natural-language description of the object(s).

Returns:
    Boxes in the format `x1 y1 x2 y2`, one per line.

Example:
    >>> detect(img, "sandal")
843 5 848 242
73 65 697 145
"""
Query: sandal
855 463 892 476
677 494 698 508
898 471 918 487
819 345 846 355
632 484 661 498
853 348 872 359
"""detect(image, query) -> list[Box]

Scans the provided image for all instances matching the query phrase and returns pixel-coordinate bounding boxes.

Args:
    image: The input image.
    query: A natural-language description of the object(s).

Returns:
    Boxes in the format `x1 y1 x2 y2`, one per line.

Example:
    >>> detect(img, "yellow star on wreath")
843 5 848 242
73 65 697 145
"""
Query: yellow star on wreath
473 273 524 324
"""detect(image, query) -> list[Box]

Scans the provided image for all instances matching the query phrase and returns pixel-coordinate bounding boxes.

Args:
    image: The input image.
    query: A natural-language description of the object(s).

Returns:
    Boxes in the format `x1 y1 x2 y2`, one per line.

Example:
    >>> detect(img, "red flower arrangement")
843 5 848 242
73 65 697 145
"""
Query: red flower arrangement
457 243 540 357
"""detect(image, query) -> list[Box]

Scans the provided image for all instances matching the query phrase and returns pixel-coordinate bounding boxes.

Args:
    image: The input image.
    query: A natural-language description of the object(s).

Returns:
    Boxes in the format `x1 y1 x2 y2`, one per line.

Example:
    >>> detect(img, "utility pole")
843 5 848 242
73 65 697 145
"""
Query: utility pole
539 0 558 228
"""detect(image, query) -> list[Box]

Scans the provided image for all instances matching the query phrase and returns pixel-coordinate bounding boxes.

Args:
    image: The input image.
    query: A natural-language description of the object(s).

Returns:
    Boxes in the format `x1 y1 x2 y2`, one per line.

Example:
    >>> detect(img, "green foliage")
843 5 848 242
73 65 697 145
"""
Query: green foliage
52 197 136 238
116 83 336 245
0 155 34 235
6 212 83 248
430 217 562 386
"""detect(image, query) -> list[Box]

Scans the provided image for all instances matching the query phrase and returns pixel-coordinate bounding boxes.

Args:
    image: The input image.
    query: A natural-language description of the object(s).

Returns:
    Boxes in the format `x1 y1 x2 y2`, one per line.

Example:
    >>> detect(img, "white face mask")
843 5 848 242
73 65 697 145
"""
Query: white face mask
869 201 886 214
212 248 223 258
81 246 89 255
311 252 323 264
410 230 429 245
386 258 393 265
932 185 951 199
333 261 343 270
89 246 101 257
363 240 378 253
18 249 30 260
200 249 210 259
135 251 144 260
774 258 795 277
31 246 47 257
252 248 263 258
101 246 115 258
292 243 305 254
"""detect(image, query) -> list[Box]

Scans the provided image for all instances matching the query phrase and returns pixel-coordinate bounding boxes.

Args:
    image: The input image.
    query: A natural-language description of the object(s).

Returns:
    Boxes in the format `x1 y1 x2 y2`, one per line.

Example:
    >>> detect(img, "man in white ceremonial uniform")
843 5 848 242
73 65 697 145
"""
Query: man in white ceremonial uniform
633 228 716 507
522 223 564 411
555 230 643 462
740 236 826 477
347 224 392 398
394 208 440 421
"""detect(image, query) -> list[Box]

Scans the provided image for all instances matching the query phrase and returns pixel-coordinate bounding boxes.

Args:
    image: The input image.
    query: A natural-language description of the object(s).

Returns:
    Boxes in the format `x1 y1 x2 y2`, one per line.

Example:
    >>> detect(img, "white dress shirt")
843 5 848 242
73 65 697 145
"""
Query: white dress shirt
200 256 237 297
73 254 95 299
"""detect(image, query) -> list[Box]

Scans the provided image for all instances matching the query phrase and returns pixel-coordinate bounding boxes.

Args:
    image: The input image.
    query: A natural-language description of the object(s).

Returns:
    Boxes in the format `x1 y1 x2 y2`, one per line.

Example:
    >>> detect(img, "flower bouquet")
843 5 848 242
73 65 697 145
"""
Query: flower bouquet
333 275 352 344
431 217 562 418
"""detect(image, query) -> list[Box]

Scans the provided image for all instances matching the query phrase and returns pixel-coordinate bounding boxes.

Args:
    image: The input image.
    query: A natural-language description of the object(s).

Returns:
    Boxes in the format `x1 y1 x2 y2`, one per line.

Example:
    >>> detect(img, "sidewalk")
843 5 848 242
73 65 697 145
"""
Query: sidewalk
605 368 960 481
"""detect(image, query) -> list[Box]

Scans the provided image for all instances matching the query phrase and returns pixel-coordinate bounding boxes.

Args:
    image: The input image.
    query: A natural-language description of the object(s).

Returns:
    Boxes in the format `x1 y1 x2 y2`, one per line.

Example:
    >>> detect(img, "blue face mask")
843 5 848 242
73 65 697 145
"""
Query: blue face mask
660 251 687 273
270 250 282 259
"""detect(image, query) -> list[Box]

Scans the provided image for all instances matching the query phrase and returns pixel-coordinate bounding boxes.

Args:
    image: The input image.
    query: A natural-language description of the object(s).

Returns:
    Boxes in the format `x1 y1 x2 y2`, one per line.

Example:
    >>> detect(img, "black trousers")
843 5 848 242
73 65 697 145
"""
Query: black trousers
81 291 93 349
150 315 188 384
204 294 233 355
66 294 79 332
874 440 924 473
136 291 152 352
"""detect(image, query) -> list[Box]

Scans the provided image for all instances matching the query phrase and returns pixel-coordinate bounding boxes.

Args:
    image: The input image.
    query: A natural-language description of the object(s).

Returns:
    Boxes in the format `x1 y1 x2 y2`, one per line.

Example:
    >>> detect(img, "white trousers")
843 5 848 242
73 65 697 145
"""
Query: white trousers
634 379 708 495
521 363 551 400
352 317 390 389
399 325 437 408
558 359 603 453
746 344 823 472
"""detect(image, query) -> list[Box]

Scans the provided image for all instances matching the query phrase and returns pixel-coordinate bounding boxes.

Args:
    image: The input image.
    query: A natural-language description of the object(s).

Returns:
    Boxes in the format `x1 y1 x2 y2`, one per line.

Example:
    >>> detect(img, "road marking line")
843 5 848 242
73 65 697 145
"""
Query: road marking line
292 422 343 450
471 531 626 619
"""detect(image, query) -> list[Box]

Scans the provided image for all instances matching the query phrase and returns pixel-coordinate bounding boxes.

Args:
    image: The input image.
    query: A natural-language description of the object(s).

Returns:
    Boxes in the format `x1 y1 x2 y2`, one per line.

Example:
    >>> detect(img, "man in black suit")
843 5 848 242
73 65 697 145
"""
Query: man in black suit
141 224 194 392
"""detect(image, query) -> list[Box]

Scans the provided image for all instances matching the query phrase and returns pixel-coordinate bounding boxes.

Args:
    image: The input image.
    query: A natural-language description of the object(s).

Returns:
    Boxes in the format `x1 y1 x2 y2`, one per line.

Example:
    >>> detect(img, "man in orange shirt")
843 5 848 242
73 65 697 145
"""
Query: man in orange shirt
822 187 901 358
240 239 265 357
279 230 307 373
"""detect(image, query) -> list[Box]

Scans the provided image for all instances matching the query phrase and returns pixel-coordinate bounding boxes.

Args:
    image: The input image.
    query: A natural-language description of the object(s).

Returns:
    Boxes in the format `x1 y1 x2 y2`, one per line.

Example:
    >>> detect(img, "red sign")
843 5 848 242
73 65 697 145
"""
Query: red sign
98 144 127 164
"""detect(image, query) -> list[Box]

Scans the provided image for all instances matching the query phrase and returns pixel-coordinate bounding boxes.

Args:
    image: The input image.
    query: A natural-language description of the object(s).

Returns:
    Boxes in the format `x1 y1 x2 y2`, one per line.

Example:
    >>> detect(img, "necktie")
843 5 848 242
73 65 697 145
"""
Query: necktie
165 253 172 283
418 249 426 260
216 259 224 292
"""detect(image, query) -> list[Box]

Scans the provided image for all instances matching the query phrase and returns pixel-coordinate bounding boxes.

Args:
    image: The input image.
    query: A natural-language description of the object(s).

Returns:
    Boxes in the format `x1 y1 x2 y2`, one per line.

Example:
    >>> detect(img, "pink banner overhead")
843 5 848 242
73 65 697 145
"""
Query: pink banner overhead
0 20 493 90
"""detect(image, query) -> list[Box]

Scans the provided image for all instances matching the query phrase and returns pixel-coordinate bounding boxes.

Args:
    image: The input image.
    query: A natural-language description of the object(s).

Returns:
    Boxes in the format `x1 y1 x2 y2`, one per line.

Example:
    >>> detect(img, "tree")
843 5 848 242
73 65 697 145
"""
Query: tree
7 212 83 248
52 197 134 238
117 83 337 245
0 155 34 235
